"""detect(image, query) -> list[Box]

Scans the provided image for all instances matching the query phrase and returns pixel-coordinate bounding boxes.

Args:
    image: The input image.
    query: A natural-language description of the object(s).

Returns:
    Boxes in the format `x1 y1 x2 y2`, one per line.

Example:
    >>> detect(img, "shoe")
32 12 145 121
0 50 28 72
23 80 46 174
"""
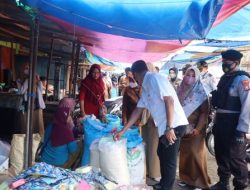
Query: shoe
152 183 162 190
178 181 187 187
210 181 230 190
193 188 202 190
153 177 161 182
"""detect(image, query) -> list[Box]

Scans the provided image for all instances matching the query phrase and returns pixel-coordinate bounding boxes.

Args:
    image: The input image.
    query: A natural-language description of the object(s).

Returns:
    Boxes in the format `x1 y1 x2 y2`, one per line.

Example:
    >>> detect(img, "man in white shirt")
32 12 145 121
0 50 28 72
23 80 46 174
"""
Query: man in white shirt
115 60 188 190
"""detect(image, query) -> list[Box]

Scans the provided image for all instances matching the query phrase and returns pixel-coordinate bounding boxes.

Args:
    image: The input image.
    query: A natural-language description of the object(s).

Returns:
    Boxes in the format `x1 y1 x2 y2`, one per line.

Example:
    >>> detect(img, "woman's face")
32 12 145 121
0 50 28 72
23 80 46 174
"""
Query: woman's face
66 111 74 129
184 69 196 86
91 68 101 80
23 65 29 75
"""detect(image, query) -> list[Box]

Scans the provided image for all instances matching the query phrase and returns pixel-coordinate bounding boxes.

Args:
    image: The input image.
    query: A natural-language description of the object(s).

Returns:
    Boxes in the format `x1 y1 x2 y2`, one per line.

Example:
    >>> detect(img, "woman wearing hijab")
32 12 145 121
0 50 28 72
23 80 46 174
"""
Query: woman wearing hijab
122 73 141 126
169 67 182 91
79 64 106 119
41 98 82 168
177 67 211 190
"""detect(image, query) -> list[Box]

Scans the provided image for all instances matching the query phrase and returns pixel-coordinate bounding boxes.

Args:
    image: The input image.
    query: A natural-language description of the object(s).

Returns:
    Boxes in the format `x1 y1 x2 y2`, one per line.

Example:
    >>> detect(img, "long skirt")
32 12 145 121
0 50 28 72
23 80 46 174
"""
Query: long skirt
179 134 211 189
141 119 161 178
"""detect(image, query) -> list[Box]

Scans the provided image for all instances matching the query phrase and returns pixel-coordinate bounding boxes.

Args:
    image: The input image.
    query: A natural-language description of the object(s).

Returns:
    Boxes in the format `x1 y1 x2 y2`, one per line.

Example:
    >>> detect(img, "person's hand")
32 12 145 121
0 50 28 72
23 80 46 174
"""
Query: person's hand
114 129 125 141
165 129 176 144
78 115 87 123
233 130 246 145
191 129 200 136
80 111 86 118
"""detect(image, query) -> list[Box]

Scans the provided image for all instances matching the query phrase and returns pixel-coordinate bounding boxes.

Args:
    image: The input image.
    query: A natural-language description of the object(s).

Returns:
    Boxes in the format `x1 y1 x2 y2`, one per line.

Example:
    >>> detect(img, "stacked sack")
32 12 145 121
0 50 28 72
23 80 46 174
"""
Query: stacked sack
81 114 122 166
89 127 145 186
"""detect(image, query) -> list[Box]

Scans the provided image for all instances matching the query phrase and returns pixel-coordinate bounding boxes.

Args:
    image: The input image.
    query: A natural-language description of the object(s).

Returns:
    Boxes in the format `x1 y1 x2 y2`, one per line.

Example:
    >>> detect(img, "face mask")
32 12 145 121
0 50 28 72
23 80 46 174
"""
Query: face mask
222 62 235 73
184 76 195 86
200 71 206 75
169 73 176 80
129 82 138 88
24 69 29 75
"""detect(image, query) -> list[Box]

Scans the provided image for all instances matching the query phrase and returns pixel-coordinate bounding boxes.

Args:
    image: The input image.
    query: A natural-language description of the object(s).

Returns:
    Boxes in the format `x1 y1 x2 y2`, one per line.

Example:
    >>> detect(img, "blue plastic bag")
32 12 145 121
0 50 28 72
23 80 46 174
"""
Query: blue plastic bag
123 127 143 149
81 115 121 166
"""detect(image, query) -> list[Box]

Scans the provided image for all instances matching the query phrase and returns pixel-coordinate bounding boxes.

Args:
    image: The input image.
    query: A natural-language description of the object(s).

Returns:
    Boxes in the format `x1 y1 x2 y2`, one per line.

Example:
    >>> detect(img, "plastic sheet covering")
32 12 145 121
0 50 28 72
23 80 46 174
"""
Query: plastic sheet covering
0 140 10 173
13 162 117 190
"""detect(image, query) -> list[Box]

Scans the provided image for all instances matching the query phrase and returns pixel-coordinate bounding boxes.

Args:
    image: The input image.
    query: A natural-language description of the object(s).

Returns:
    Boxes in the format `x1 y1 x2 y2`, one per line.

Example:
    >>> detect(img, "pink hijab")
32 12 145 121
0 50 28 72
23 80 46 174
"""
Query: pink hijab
51 98 76 147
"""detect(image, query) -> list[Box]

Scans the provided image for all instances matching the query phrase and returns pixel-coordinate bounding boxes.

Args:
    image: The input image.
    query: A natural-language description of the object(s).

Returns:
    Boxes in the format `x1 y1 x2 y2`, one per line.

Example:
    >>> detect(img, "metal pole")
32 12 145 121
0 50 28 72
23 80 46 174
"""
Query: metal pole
69 42 75 96
24 16 39 168
45 38 54 101
72 43 80 98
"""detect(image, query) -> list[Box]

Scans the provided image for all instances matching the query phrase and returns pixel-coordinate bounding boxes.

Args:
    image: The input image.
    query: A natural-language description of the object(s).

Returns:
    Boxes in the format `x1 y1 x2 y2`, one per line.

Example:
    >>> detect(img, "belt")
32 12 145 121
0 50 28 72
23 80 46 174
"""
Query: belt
217 109 240 114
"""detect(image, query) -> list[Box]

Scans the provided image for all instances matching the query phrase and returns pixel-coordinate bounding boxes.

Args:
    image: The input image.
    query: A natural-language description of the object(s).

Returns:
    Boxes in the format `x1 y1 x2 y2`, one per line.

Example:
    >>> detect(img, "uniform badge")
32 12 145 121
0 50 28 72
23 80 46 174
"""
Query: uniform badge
241 80 250 91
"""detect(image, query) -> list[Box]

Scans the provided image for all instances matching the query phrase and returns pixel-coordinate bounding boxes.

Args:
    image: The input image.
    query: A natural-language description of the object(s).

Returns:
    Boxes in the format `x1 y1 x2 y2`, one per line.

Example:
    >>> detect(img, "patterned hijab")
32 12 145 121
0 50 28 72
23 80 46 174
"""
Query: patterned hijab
177 67 208 117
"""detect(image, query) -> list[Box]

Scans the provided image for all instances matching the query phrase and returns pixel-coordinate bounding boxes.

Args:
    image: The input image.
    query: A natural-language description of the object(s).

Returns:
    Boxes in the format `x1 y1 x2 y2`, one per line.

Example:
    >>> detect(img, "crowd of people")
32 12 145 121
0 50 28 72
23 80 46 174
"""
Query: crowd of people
114 49 249 190
15 49 249 190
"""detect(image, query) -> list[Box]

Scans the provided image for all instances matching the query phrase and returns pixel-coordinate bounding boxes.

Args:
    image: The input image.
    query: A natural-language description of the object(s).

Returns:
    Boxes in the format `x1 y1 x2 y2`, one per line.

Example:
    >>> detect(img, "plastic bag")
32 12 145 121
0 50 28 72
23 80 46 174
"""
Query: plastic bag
98 137 130 185
123 128 143 149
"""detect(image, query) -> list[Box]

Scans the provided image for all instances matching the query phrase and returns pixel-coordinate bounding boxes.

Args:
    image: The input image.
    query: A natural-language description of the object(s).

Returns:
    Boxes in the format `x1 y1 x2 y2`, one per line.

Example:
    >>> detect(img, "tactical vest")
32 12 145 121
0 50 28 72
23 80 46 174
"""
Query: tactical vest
212 71 250 111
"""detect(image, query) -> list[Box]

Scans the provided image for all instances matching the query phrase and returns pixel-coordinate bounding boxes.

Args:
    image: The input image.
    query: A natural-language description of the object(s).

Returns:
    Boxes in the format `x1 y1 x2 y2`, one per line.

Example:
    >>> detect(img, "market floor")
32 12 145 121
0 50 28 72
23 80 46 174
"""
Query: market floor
146 153 250 190
1 153 249 189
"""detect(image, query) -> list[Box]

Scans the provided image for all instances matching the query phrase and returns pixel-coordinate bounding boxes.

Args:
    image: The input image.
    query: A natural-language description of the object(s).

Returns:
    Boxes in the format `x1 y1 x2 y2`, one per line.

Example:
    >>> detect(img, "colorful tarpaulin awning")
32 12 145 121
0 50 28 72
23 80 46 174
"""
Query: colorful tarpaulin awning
20 0 250 63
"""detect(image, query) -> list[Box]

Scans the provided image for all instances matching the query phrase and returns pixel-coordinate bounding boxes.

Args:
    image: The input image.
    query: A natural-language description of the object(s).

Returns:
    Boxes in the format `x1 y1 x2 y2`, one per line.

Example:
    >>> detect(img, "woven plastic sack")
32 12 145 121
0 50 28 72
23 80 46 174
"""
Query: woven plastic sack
9 134 41 175
90 139 100 168
98 137 130 185
127 143 146 185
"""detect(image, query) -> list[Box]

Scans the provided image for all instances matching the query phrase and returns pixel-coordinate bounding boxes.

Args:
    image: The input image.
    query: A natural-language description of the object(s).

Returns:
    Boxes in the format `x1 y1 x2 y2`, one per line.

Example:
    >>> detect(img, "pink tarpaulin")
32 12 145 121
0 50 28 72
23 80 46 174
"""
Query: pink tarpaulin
46 15 190 63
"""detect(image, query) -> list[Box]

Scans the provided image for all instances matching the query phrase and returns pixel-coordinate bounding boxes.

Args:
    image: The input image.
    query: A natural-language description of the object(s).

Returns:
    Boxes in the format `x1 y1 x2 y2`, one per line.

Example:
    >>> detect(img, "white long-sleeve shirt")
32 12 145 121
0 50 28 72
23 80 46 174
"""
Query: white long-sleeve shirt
137 72 188 137
17 78 45 110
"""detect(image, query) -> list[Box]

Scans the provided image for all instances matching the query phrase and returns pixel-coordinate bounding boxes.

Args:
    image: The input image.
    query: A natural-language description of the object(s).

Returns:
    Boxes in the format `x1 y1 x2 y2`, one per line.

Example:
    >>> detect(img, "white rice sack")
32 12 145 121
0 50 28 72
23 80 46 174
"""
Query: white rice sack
90 139 100 168
9 134 41 175
127 143 146 185
99 137 130 185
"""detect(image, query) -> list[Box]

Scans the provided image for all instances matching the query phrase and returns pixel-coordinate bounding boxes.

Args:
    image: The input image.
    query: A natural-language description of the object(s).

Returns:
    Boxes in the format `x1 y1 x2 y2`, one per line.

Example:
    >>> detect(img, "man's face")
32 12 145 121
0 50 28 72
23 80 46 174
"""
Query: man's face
198 66 203 72
222 59 239 73
133 72 143 86
126 71 133 78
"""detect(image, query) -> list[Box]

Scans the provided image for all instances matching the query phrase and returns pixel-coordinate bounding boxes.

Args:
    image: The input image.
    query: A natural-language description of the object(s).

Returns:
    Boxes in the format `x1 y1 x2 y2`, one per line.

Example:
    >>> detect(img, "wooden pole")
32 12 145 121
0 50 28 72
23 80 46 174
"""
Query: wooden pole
72 43 80 98
24 16 39 168
45 38 54 101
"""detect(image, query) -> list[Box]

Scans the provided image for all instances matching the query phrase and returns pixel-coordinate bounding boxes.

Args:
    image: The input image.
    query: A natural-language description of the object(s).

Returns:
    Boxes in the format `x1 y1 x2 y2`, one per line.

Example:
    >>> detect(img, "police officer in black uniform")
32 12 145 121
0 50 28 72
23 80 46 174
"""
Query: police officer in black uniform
211 49 250 190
